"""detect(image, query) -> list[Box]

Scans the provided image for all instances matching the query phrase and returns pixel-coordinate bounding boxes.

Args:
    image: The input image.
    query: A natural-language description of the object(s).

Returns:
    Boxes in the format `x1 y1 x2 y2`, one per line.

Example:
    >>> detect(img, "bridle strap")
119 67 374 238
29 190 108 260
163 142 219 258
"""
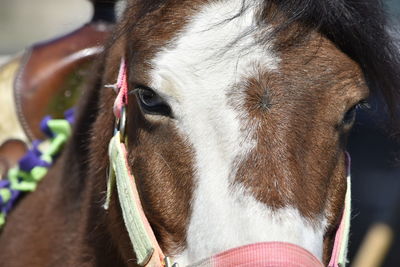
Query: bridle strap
328 153 352 267
108 133 165 266
104 58 166 267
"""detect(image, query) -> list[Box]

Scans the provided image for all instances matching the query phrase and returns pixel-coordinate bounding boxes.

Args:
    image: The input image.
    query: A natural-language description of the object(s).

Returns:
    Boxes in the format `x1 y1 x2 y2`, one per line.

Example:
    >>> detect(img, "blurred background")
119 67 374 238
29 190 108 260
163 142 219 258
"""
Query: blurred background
0 0 92 64
0 0 400 267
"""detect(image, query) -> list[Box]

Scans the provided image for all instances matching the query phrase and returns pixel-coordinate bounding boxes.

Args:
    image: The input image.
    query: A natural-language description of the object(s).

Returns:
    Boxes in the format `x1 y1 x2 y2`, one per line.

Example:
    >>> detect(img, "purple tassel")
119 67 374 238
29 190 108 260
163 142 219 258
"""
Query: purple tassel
0 180 10 189
64 108 75 125
18 141 50 172
40 115 54 138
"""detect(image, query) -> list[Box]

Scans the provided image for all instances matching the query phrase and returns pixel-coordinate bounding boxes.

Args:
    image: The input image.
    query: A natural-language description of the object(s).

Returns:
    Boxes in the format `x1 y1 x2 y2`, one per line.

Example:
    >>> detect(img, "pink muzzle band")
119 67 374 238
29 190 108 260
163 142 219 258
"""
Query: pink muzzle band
189 242 324 267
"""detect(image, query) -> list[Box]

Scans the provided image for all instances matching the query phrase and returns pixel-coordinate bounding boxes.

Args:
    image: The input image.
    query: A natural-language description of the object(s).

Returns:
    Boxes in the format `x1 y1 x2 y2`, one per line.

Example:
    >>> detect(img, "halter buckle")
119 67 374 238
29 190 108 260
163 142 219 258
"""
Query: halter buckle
164 256 179 267
115 106 127 142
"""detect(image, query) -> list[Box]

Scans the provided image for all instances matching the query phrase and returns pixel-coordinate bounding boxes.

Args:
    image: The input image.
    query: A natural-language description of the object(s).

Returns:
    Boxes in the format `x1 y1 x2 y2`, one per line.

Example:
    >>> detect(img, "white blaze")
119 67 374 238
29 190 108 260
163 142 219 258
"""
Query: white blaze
148 0 325 264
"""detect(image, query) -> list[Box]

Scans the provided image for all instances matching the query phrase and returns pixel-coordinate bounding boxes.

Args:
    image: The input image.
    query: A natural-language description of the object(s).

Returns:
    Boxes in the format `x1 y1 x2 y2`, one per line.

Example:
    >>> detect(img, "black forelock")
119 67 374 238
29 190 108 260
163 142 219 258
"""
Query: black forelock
261 0 400 126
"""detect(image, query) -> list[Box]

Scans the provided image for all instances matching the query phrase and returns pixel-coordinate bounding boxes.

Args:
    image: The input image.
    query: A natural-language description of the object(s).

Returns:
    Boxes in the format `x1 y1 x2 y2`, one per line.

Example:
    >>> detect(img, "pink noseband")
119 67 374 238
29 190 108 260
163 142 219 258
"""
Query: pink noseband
190 242 324 267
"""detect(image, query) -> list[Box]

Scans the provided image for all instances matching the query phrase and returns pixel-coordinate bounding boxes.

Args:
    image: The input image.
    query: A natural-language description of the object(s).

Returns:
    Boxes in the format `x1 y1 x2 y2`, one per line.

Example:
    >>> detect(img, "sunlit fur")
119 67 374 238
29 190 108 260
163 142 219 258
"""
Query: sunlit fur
0 0 399 266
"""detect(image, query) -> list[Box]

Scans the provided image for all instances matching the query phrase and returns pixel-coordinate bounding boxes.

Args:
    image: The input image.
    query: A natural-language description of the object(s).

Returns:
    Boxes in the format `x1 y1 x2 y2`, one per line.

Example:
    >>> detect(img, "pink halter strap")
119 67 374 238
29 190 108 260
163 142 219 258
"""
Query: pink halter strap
113 58 128 119
327 152 352 267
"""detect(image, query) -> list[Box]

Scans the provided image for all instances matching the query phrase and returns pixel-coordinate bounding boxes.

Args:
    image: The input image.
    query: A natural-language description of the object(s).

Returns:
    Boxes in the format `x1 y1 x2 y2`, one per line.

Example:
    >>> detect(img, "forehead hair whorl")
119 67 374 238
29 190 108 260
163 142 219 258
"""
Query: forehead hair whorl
118 0 400 122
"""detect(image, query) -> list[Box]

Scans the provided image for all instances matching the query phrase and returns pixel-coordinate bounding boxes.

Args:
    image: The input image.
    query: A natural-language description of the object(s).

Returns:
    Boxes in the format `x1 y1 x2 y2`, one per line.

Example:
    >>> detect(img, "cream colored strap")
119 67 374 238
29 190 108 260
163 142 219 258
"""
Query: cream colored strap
328 153 352 267
106 132 164 266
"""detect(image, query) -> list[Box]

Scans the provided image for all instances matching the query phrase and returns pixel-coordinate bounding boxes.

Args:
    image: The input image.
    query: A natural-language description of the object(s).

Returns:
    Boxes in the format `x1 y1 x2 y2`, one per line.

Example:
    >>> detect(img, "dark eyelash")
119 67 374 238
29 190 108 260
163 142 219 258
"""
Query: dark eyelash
132 87 173 118
356 100 370 110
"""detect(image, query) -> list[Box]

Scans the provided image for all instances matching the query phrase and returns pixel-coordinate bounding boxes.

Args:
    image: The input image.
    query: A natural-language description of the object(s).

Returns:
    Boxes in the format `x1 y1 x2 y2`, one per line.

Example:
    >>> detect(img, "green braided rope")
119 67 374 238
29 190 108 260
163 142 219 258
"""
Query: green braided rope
0 119 72 228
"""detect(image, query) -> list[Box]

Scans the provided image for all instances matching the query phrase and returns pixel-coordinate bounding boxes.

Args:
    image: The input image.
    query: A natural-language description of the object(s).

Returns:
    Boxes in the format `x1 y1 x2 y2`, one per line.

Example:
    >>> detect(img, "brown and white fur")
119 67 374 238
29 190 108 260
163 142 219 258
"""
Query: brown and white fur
1 0 399 266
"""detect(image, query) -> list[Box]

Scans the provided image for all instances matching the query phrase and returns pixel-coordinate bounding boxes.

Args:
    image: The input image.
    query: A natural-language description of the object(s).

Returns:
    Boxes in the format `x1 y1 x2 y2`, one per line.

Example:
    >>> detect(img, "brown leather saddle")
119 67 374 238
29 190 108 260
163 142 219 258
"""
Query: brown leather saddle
14 22 112 140
0 1 115 178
